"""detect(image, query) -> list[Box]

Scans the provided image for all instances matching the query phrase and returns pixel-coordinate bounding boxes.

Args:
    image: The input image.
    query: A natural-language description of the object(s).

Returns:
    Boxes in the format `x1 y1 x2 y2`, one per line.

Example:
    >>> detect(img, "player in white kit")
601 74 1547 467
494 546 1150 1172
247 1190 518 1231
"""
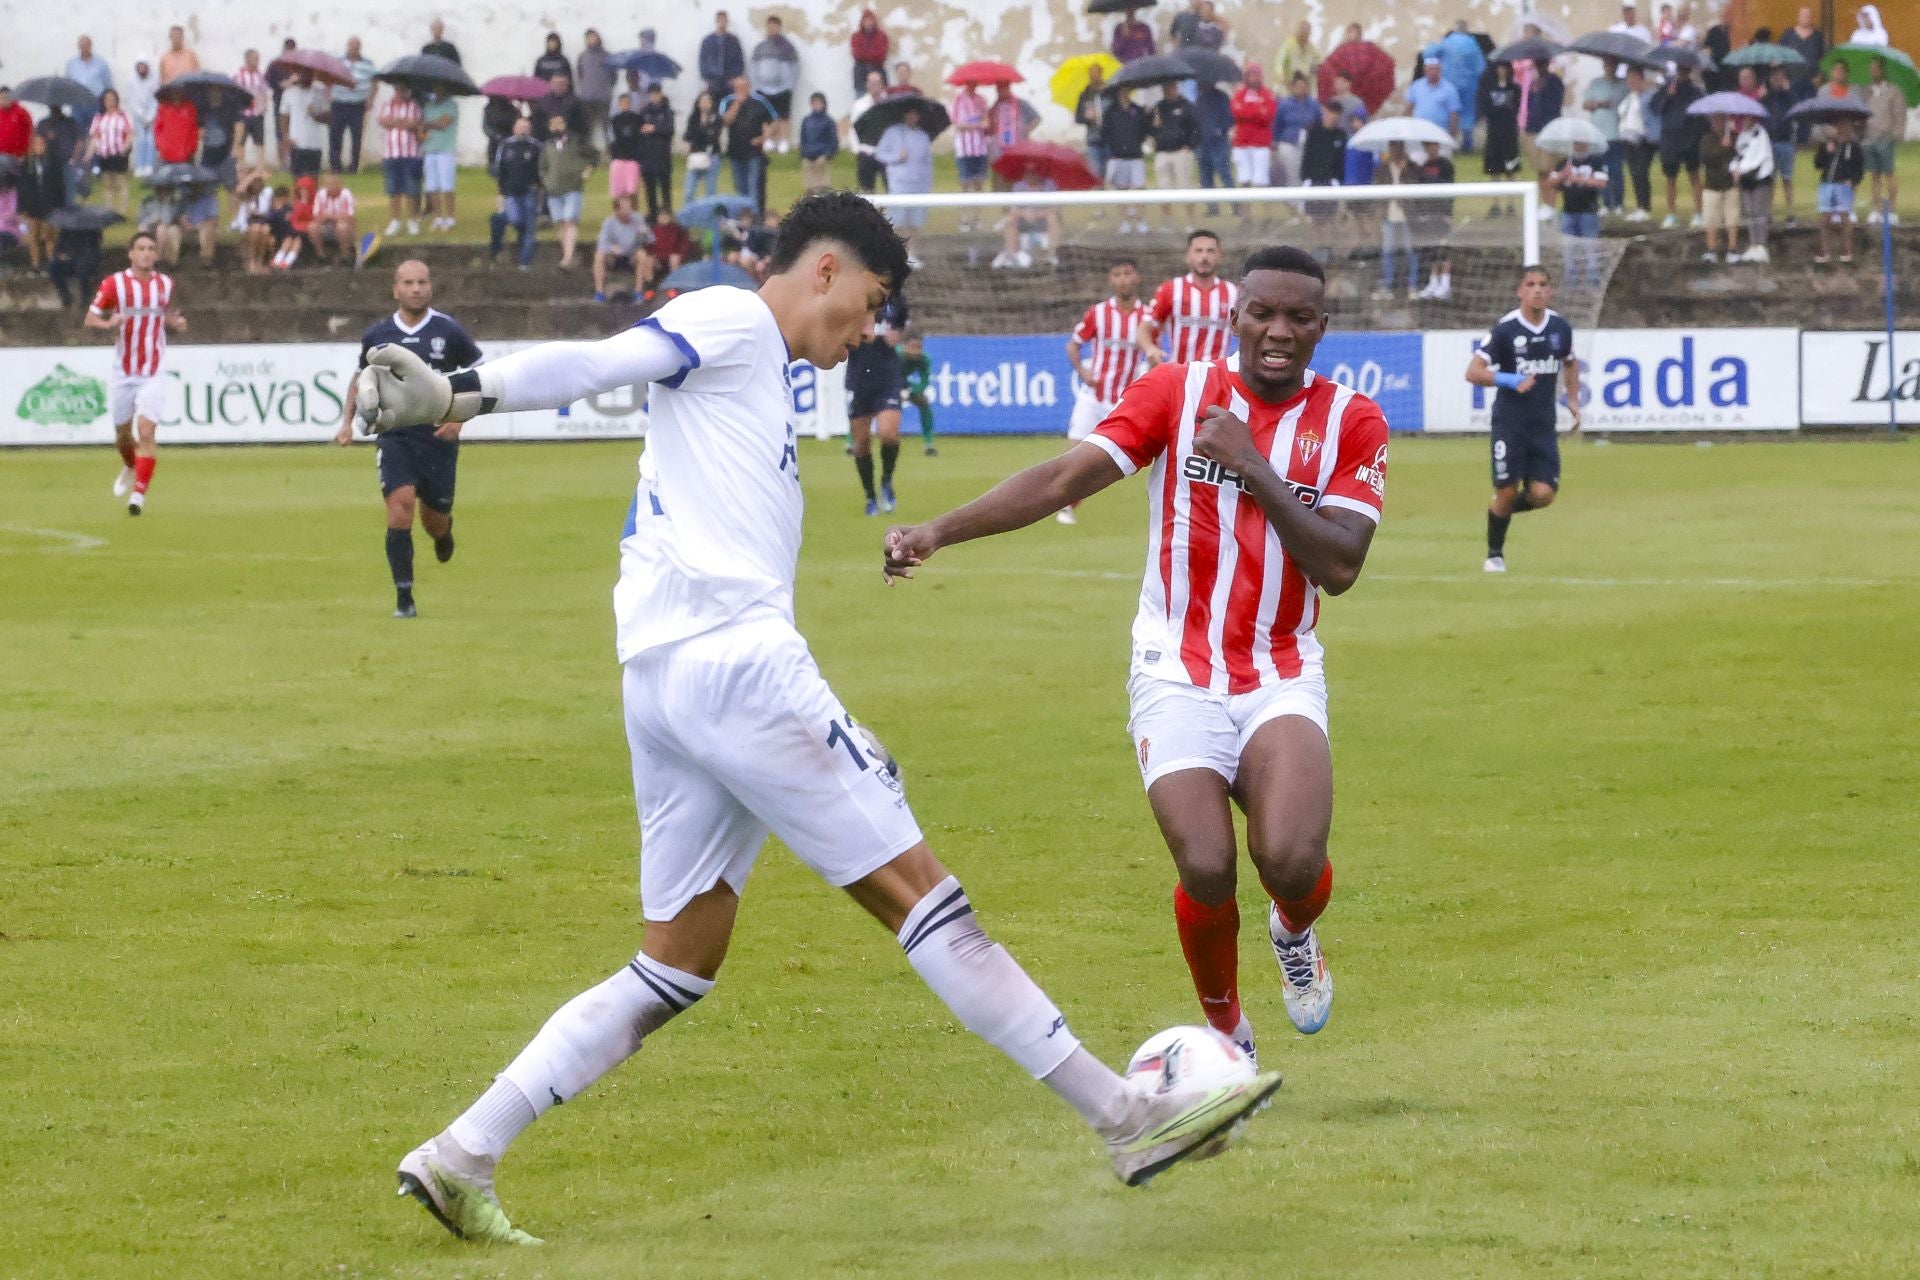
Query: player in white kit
355 192 1280 1246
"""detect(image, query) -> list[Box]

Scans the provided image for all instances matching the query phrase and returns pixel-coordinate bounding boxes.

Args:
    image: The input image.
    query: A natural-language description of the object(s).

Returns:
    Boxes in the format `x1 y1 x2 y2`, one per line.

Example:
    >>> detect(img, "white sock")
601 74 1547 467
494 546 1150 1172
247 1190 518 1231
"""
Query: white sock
898 876 1085 1082
449 953 712 1159
1041 1045 1134 1138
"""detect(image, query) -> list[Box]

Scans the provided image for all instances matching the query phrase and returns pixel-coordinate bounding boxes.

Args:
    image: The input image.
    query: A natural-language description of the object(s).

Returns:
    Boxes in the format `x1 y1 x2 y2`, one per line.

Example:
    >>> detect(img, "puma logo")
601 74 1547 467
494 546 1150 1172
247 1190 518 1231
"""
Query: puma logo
1046 1015 1066 1038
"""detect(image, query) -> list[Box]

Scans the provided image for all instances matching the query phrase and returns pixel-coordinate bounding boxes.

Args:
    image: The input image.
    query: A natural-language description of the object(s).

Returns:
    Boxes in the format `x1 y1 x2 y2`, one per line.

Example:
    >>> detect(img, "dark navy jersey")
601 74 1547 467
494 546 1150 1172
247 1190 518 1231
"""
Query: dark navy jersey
1476 308 1573 430
873 290 910 339
359 308 483 434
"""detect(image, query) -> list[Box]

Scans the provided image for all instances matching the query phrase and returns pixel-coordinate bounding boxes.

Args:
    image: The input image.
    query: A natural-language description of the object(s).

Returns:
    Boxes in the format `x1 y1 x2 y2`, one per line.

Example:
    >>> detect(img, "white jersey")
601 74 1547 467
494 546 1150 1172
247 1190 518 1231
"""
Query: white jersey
614 288 803 661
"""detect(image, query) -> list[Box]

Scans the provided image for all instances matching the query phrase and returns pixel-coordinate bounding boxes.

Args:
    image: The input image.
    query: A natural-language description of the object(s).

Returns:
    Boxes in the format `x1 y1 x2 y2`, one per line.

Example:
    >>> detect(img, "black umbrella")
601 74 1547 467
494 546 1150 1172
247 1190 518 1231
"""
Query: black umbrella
854 94 951 146
376 54 480 96
1489 37 1561 64
50 205 124 231
1178 49 1241 84
147 162 221 189
1565 31 1656 64
13 76 96 110
1786 95 1870 122
1651 45 1716 72
1108 52 1198 91
1087 0 1157 13
158 71 254 118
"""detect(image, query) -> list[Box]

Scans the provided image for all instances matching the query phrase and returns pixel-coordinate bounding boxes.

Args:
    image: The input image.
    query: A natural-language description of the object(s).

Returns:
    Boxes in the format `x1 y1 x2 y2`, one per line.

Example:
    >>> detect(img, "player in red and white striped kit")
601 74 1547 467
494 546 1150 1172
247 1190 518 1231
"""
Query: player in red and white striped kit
85 232 186 515
1058 258 1148 525
887 245 1386 1060
1138 230 1239 367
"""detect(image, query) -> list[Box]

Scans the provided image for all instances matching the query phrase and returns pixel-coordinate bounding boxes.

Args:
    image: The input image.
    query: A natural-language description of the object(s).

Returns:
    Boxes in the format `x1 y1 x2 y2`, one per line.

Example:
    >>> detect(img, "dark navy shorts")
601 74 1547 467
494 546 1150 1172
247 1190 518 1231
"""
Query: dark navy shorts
1491 418 1559 489
377 427 459 512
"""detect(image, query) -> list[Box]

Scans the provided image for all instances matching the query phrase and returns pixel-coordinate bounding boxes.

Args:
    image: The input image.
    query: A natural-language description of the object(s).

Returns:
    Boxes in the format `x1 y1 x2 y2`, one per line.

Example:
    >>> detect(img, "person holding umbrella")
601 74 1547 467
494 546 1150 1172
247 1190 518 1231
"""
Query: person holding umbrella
1479 59 1524 208
17 133 69 270
1813 113 1865 263
279 71 330 182
1862 55 1904 223
950 75 990 228
993 157 1065 269
1548 138 1608 285
1652 63 1704 227
1148 81 1199 230
421 90 460 233
1697 110 1740 261
874 99 934 265
1102 86 1151 234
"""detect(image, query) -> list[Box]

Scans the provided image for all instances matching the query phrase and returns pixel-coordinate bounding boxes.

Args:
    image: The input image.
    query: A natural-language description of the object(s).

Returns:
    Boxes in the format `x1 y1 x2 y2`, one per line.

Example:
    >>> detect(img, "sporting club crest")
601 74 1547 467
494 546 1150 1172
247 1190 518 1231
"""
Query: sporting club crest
1296 425 1322 466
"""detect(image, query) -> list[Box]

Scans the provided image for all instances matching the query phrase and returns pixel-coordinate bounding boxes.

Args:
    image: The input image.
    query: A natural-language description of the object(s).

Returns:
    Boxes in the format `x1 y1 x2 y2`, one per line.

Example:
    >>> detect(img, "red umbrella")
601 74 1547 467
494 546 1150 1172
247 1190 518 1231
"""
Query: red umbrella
480 75 554 102
268 48 356 88
1318 39 1396 114
947 60 1024 87
991 140 1100 191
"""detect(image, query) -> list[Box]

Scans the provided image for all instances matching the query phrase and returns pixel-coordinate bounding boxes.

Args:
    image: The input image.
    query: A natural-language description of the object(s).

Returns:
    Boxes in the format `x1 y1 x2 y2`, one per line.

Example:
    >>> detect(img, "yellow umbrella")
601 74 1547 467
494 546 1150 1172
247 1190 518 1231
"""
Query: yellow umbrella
1050 52 1122 110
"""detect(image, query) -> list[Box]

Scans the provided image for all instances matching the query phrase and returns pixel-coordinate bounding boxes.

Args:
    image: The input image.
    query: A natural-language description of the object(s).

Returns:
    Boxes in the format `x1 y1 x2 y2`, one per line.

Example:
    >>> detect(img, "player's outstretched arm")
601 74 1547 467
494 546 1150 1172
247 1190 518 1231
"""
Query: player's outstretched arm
883 443 1123 579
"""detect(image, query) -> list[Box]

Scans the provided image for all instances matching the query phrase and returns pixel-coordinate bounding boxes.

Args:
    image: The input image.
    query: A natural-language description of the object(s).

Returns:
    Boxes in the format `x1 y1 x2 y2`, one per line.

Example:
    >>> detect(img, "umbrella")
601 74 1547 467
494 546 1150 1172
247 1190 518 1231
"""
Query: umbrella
991 140 1101 190
376 54 479 96
146 162 221 189
1652 45 1716 72
1087 0 1157 13
480 75 554 102
1510 12 1571 43
1534 116 1609 153
608 50 682 80
157 72 253 117
13 76 96 110
661 260 757 293
1050 52 1121 109
1348 116 1457 152
1823 44 1920 108
1178 49 1241 84
1108 53 1197 91
679 194 759 232
1565 32 1654 64
1319 40 1396 112
1786 94 1872 122
50 205 124 231
1724 42 1807 68
947 60 1023 87
1687 91 1768 118
268 48 356 88
1489 37 1562 65
854 94 951 145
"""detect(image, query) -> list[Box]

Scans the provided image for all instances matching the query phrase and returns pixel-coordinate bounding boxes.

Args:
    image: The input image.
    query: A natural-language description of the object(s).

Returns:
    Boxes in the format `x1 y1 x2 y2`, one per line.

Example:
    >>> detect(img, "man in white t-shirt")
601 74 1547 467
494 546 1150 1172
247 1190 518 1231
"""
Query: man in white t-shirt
357 191 1282 1247
1610 1 1653 43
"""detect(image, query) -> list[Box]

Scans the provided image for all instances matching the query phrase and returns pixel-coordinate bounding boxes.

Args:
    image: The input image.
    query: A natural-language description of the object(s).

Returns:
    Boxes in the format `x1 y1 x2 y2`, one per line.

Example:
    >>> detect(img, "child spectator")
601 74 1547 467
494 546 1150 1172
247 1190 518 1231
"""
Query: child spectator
1550 140 1607 287
1730 113 1775 261
799 92 838 192
1812 117 1864 264
607 92 643 201
1697 113 1739 263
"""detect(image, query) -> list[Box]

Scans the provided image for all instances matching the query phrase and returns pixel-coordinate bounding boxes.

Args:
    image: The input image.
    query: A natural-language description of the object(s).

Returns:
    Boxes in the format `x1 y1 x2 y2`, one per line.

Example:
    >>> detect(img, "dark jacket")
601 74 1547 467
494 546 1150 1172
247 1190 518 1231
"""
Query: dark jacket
684 108 723 156
534 90 588 141
722 94 772 160
800 109 839 160
1101 98 1149 160
493 133 543 196
1651 78 1704 156
1194 84 1233 150
1301 120 1346 183
1521 71 1562 132
1074 85 1106 142
17 152 67 219
699 32 745 88
482 96 522 140
637 100 675 165
608 109 644 162
1148 95 1197 152
533 51 571 82
1814 137 1863 186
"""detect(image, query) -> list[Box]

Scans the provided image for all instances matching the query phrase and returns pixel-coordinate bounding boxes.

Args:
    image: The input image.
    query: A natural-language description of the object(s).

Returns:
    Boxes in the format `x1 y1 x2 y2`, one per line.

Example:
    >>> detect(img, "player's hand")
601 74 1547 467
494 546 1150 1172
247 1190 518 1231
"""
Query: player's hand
356 344 453 434
168 314 187 332
1141 347 1165 367
1515 374 1537 395
1079 368 1099 389
333 421 355 446
1193 404 1258 473
883 523 939 582
434 420 464 441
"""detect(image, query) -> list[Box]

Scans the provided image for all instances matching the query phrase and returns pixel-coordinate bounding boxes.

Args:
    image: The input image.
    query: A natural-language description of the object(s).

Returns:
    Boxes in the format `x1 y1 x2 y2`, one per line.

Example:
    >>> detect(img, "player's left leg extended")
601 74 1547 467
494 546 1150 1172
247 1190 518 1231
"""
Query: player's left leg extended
1236 710 1336 1035
127 415 159 515
875 407 902 513
384 485 419 617
111 422 137 498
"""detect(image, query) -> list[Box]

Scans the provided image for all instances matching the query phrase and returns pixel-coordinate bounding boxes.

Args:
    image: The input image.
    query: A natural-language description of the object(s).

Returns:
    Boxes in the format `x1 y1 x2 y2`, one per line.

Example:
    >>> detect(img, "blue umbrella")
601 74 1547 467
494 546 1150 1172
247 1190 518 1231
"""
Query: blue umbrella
609 49 682 80
661 260 757 293
1687 91 1768 118
679 194 758 232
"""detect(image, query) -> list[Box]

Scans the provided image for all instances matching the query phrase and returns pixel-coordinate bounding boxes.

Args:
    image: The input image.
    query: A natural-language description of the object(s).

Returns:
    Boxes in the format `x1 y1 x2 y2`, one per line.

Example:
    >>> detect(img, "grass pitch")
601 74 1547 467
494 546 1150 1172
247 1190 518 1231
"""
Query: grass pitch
3 433 1918 1279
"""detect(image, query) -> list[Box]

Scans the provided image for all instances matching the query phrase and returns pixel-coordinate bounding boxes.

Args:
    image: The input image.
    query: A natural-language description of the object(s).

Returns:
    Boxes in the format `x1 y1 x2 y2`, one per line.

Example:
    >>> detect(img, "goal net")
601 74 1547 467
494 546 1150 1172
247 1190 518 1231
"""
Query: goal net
822 181 1625 439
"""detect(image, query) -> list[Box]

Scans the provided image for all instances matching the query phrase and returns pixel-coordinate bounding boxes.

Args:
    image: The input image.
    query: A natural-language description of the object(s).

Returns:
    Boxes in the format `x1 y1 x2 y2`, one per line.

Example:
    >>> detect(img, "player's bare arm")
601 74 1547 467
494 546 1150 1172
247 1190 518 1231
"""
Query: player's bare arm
1134 316 1166 365
336 375 361 445
884 444 1123 578
1563 357 1582 430
1066 334 1096 388
1191 404 1377 595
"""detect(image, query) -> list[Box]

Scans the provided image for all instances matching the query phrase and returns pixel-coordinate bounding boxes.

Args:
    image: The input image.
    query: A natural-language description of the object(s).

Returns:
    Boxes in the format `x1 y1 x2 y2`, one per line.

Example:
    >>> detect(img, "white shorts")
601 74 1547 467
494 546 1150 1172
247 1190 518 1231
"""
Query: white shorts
1232 146 1271 187
109 374 166 427
1106 157 1147 190
1126 665 1328 790
1068 388 1114 440
423 152 457 193
622 615 924 921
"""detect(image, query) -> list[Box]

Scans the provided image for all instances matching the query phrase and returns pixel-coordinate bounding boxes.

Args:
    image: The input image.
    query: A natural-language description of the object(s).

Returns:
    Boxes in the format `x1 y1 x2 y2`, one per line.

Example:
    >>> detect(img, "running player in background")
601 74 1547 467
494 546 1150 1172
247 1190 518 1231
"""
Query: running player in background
847 287 910 515
1058 257 1147 525
1465 266 1581 573
335 260 482 618
85 231 184 516
900 329 937 456
1137 229 1237 367
354 193 1279 1245
888 246 1388 1061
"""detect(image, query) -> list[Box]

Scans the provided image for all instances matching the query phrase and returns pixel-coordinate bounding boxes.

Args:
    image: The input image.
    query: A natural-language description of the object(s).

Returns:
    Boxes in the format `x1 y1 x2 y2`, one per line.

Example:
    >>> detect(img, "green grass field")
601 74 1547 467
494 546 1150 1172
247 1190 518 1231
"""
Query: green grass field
4 433 1919 1278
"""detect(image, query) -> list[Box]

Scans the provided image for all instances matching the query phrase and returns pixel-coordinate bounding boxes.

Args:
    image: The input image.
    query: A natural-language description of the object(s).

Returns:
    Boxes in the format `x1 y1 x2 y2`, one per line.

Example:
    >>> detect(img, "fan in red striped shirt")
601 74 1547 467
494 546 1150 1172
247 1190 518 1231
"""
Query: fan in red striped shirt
233 50 269 167
82 90 133 212
1139 229 1239 366
379 86 426 236
949 86 990 229
84 231 187 515
885 245 1385 1060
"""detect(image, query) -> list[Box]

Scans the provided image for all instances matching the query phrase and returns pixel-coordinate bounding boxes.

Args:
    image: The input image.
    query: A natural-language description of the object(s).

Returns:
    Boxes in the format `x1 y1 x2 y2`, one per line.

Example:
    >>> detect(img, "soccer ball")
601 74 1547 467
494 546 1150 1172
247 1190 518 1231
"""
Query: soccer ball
1125 1025 1255 1095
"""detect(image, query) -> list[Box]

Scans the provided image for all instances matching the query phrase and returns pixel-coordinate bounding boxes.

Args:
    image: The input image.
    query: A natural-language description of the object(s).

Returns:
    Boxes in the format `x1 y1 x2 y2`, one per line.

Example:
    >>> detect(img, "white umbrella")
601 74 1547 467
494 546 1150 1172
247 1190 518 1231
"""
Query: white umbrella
1534 116 1608 154
1348 116 1457 153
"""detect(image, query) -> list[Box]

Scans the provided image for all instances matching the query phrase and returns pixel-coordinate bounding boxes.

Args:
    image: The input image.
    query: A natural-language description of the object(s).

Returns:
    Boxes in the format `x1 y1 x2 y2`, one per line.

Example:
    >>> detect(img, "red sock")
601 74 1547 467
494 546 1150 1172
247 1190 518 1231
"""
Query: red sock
117 439 136 467
1273 861 1334 936
133 455 157 495
1172 884 1241 1035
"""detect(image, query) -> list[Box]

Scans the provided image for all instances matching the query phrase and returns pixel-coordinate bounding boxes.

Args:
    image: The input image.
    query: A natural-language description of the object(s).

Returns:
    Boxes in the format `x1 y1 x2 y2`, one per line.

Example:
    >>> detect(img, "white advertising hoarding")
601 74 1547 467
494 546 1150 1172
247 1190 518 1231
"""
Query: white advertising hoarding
1421 328 1800 433
1798 332 1920 426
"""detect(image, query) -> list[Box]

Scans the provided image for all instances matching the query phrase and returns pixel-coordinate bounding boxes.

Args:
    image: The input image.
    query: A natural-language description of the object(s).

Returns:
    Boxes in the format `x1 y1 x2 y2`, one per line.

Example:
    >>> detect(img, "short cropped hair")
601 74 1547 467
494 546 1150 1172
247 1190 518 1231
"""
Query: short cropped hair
768 190 911 291
1241 245 1326 282
1519 265 1552 285
1187 227 1220 246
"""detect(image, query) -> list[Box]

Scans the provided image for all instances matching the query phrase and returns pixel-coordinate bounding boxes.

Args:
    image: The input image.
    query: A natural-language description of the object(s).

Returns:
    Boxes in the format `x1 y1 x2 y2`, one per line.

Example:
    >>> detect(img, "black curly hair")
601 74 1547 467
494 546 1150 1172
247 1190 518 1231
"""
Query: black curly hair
768 190 911 292
1241 244 1327 283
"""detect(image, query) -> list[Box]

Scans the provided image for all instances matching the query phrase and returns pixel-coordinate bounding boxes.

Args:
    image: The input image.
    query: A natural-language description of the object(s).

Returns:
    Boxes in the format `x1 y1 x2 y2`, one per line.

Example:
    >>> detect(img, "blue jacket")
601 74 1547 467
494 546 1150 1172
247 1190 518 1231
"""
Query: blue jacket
800 109 839 160
1436 32 1487 126
1195 84 1233 149
698 32 744 86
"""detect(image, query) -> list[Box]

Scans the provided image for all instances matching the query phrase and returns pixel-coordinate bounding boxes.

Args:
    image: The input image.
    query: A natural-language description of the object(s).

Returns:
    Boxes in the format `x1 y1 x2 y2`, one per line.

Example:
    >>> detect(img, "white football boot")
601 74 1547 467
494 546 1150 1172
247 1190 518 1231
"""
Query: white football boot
1268 904 1333 1034
396 1135 542 1246
1105 1069 1283 1187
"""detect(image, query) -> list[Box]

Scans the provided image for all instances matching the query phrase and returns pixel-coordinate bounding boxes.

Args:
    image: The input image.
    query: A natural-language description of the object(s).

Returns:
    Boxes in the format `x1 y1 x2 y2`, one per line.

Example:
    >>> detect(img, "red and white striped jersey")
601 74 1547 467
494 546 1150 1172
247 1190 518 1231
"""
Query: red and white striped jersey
381 97 422 158
950 90 989 158
88 110 132 156
313 186 356 220
1087 360 1389 694
89 270 176 379
1149 274 1239 363
233 65 268 117
1071 296 1148 405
